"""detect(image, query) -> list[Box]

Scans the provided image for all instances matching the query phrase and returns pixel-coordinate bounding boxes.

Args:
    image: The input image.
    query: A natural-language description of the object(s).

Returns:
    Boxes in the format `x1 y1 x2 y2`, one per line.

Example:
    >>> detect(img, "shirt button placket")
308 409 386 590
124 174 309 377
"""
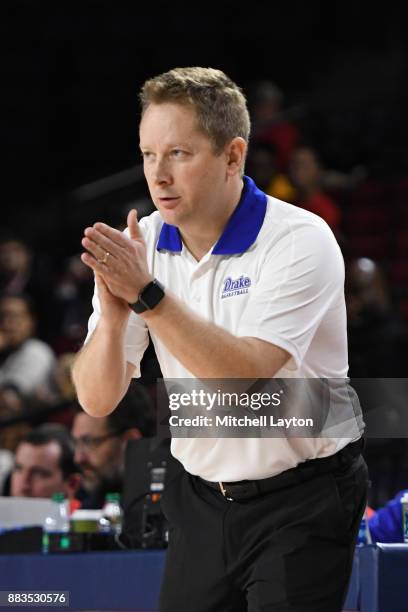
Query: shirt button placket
190 263 204 305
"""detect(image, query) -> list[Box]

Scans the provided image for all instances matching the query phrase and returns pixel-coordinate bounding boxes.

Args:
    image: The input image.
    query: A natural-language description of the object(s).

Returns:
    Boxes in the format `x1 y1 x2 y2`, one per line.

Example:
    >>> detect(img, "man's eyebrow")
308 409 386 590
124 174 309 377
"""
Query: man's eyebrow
32 466 53 473
140 142 192 150
14 462 51 473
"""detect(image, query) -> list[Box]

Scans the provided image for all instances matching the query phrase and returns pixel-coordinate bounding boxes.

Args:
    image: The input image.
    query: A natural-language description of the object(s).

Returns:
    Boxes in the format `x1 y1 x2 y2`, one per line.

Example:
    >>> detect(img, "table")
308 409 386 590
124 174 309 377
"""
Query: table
0 550 165 611
0 545 406 611
359 544 408 612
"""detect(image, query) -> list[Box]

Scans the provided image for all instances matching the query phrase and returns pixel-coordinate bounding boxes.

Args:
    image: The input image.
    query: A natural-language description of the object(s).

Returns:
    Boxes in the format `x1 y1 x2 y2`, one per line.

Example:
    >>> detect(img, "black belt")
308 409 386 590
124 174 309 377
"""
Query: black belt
197 437 364 501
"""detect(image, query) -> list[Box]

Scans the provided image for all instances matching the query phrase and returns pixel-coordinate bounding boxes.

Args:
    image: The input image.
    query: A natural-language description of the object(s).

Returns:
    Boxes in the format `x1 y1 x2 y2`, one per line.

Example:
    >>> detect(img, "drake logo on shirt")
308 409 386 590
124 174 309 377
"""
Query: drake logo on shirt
221 275 251 299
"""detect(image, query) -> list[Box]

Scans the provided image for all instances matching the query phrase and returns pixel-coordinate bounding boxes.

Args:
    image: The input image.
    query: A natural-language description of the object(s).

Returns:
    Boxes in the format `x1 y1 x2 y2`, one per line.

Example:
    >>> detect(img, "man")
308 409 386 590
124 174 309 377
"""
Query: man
0 294 57 406
10 424 81 511
289 145 342 230
368 489 407 543
72 67 368 612
249 80 299 172
0 234 58 343
0 294 57 450
71 381 155 508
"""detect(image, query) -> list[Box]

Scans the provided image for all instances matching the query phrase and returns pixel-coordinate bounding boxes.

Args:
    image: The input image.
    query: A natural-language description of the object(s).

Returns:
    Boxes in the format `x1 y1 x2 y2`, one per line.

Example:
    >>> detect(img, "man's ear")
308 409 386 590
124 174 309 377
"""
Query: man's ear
225 137 247 177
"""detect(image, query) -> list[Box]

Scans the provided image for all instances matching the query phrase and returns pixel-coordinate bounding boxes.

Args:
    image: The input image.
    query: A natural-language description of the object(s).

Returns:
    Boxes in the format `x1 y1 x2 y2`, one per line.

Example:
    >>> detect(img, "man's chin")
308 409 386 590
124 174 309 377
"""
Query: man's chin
158 207 184 227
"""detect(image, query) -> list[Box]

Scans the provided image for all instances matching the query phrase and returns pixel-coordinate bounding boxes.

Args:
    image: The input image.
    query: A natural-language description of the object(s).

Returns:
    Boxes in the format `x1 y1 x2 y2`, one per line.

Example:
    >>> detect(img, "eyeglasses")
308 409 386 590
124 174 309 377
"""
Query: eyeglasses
72 431 121 451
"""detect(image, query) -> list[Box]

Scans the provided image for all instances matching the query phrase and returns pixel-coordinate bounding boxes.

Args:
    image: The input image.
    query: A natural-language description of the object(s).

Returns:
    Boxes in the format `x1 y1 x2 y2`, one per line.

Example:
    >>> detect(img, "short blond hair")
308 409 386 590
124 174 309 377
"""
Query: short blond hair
140 67 250 154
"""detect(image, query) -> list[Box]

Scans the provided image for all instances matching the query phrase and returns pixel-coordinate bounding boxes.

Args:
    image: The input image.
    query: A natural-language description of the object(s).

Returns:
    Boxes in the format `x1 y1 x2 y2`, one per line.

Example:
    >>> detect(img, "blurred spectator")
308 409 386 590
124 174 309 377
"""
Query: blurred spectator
346 257 408 506
0 295 58 412
346 258 404 377
53 254 94 354
0 295 58 450
0 449 13 494
246 142 295 202
7 424 81 512
368 489 408 543
289 146 342 230
249 80 300 172
0 234 57 342
72 381 155 508
321 164 367 193
0 235 32 294
53 353 78 403
43 353 82 430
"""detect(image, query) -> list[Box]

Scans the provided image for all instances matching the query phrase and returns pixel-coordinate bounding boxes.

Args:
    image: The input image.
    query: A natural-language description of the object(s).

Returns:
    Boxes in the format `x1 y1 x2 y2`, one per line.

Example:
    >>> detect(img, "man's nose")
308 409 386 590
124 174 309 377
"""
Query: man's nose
152 158 172 185
18 475 32 496
74 447 87 464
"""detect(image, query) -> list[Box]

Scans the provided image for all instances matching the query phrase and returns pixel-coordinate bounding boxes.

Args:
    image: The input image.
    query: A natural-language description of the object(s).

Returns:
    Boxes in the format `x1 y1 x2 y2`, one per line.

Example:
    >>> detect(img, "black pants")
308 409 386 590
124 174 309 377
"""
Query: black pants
159 453 368 612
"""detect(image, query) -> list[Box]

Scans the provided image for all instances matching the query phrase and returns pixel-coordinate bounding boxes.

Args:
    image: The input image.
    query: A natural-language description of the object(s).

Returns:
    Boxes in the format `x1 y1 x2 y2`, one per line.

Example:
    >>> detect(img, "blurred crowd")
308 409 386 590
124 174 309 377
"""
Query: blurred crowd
0 79 407 525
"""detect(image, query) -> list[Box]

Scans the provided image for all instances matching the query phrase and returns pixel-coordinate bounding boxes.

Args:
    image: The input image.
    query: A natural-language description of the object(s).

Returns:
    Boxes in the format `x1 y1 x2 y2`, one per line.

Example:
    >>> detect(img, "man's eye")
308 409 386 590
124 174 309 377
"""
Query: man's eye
32 469 51 478
141 151 153 160
171 149 186 158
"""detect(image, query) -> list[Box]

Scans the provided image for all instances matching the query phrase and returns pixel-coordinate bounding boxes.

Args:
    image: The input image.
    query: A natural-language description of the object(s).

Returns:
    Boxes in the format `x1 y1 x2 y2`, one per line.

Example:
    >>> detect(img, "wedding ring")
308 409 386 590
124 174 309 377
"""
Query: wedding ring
99 251 110 265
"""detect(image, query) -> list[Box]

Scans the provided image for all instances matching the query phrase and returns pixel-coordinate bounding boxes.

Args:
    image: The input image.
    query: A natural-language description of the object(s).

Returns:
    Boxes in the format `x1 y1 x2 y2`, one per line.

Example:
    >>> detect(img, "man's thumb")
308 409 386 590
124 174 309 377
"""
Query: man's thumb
127 209 141 241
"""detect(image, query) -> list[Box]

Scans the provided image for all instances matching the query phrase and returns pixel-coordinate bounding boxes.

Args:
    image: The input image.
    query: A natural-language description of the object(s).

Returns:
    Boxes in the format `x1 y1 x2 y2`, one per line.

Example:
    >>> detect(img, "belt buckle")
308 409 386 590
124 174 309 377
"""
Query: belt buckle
219 481 234 502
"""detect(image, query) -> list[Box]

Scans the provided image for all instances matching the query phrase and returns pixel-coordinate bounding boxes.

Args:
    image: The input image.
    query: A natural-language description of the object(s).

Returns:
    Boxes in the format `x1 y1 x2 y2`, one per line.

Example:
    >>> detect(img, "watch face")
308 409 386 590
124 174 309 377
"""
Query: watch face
142 280 164 308
130 279 165 313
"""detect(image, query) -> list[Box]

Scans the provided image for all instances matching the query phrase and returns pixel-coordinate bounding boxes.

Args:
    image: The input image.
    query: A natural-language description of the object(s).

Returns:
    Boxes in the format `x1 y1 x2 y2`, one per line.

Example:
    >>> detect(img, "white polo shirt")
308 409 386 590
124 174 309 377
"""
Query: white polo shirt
86 176 362 481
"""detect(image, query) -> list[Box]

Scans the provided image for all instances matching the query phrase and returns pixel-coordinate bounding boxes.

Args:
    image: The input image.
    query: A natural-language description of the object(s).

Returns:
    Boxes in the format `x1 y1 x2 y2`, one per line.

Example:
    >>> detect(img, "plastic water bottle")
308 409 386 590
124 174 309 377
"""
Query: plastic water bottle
400 492 408 542
98 493 122 535
357 506 372 545
42 492 70 553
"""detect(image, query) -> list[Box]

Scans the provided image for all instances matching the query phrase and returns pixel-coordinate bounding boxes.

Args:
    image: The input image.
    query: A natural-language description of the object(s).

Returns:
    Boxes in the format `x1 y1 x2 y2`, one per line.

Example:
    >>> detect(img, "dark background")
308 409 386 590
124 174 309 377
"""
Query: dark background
3 2 407 258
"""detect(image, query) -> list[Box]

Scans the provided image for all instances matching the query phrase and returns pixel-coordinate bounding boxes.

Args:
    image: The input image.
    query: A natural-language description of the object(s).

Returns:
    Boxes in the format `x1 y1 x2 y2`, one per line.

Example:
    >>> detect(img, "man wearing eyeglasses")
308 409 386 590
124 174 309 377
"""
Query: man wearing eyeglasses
71 381 155 509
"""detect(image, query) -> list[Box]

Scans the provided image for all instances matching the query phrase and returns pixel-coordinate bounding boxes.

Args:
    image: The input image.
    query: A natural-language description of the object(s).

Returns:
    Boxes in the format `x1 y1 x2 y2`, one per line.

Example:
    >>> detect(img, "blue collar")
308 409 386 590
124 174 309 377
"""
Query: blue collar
156 176 267 255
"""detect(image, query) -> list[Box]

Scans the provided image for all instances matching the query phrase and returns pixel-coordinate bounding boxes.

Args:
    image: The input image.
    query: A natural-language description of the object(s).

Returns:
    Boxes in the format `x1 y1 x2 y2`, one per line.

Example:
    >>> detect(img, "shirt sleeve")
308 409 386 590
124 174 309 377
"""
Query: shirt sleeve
0 341 56 395
84 275 150 379
237 219 345 369
368 491 405 543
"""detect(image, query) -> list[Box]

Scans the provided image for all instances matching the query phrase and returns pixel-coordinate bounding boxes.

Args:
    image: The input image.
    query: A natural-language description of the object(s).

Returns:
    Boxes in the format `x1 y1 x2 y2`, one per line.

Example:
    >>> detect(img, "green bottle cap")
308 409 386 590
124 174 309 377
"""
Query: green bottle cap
51 492 65 503
105 492 120 502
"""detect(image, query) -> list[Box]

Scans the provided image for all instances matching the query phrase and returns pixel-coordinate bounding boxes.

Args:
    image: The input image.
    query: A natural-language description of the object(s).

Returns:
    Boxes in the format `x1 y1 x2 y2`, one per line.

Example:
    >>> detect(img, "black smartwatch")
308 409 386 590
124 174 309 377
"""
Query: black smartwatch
129 279 165 314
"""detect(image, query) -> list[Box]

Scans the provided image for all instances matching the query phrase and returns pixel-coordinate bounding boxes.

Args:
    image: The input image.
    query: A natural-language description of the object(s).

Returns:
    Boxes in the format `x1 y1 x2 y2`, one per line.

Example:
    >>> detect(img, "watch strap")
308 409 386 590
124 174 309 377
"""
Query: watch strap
129 279 165 314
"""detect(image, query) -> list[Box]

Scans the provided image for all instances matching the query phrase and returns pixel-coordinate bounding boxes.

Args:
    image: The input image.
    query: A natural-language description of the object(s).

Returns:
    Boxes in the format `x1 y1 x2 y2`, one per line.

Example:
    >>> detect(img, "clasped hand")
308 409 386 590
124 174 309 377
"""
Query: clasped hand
81 209 153 305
